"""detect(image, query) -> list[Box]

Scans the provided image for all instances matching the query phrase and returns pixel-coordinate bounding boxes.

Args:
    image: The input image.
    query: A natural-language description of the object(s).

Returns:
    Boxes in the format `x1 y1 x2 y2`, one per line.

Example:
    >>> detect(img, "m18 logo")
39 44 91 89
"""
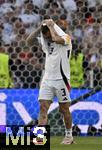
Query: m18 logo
5 126 47 146
0 125 50 150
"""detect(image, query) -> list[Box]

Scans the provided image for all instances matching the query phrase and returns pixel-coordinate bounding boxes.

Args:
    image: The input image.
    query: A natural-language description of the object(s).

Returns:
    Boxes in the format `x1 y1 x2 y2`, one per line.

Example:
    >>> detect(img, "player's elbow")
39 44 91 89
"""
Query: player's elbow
53 37 65 44
56 40 65 45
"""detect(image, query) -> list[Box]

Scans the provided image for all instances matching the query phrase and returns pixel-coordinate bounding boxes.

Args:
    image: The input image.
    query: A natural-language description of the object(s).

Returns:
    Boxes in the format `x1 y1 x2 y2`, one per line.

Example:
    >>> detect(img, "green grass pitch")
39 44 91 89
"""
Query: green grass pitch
50 136 102 150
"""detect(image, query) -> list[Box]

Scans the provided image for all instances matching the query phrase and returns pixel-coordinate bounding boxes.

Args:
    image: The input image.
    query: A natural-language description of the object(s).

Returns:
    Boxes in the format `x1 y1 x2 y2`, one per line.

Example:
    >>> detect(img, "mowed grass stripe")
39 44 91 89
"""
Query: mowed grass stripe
50 136 102 150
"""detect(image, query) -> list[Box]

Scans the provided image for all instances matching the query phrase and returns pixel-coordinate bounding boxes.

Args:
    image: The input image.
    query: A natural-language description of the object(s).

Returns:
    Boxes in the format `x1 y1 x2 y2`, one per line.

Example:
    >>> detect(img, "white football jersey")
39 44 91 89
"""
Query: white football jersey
40 33 72 80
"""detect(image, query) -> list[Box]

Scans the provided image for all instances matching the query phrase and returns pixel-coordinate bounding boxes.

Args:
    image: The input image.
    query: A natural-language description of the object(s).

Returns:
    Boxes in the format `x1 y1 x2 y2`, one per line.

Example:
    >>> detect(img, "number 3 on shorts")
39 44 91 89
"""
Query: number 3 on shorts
61 88 66 97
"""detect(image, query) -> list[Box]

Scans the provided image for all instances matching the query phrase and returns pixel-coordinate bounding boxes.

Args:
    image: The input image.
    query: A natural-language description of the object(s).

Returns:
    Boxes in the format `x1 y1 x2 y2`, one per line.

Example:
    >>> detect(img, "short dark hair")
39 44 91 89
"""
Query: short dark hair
41 25 49 34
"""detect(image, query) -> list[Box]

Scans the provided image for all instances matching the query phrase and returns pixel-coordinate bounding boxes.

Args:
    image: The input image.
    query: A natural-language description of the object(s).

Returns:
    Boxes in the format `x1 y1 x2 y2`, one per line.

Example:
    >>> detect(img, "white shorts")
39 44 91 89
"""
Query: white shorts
38 79 71 103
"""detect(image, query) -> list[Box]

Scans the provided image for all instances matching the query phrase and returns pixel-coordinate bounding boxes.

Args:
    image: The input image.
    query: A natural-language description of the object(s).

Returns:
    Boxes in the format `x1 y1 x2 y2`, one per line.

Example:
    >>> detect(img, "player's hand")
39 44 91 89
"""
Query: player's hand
42 19 54 27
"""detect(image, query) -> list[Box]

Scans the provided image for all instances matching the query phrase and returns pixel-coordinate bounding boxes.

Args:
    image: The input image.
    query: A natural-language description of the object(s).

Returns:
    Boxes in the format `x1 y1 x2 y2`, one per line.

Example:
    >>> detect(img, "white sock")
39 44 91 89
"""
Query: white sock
65 128 72 137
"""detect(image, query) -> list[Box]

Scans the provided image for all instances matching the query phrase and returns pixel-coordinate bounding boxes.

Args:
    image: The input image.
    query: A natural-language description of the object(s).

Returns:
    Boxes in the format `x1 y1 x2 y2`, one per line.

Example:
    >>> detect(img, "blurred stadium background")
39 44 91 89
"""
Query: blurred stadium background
0 0 102 148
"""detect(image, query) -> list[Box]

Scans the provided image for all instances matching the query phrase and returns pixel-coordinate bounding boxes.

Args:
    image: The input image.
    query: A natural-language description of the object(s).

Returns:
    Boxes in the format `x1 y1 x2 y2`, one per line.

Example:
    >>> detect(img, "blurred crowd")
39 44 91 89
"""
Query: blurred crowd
0 0 102 88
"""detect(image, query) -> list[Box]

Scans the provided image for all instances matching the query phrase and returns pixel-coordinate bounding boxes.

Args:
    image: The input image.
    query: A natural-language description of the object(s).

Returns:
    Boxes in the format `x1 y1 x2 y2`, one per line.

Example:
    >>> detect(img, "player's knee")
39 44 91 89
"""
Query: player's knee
59 107 65 114
59 102 71 114
39 100 50 113
59 106 70 114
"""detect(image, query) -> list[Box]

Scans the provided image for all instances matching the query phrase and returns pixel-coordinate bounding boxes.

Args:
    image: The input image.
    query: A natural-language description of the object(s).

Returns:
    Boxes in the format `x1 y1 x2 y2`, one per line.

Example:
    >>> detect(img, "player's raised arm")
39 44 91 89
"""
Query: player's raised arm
26 25 41 46
44 19 65 44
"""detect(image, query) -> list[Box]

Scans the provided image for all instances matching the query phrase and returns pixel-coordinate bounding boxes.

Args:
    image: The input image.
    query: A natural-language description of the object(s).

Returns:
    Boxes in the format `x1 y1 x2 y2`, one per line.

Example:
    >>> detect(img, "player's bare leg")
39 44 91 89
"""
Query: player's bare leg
59 102 75 144
38 100 51 125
